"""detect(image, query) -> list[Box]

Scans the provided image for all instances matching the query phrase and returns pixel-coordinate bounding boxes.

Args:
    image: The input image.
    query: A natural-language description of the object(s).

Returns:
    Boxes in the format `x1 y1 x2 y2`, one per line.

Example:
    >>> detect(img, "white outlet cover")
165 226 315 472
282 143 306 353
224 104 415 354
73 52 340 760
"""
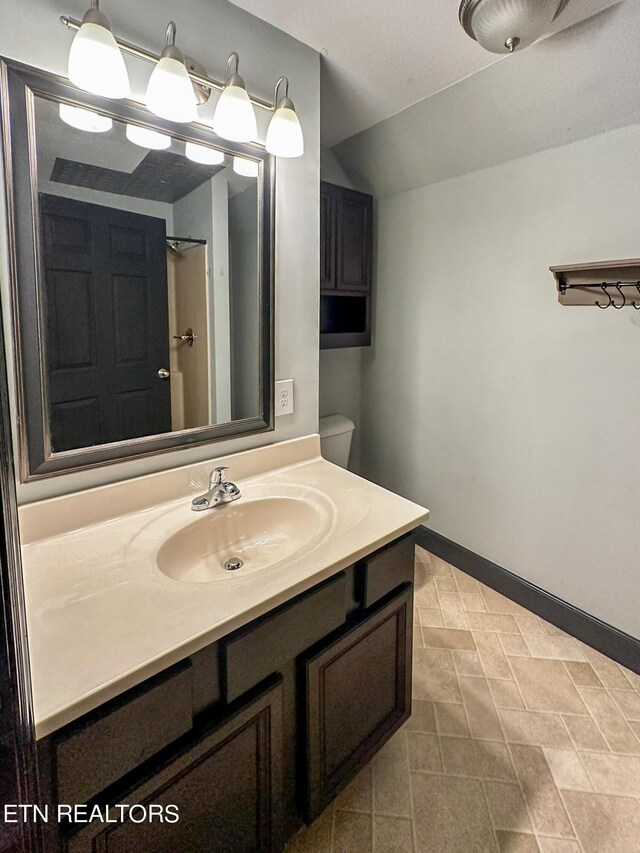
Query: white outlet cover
275 379 294 416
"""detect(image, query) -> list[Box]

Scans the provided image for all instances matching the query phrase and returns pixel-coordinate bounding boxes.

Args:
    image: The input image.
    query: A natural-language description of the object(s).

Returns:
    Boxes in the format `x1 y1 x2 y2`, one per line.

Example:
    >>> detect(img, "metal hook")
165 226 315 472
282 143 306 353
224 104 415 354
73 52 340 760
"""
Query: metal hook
633 282 640 310
595 283 612 309
273 76 290 108
612 282 626 309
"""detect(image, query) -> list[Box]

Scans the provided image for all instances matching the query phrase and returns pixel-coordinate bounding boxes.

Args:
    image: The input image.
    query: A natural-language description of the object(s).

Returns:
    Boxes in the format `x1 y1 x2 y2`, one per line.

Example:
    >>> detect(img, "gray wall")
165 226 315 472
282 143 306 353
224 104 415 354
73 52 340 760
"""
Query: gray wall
0 0 320 503
361 123 640 638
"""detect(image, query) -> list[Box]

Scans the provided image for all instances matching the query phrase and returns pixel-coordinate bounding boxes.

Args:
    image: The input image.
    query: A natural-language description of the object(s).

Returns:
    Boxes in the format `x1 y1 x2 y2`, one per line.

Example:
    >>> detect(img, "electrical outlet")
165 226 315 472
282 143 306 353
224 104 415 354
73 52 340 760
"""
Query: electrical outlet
275 379 294 416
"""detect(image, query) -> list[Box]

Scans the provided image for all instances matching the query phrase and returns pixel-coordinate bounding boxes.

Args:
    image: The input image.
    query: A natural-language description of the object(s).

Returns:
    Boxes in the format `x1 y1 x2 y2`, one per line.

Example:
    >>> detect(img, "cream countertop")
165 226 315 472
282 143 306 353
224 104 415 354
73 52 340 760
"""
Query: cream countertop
19 435 429 739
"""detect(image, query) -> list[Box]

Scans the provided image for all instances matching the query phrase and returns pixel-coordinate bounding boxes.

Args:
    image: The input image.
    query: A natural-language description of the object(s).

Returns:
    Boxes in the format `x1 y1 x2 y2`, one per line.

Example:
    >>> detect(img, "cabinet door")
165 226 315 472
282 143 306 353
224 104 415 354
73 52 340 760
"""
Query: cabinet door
320 185 335 290
335 189 372 292
304 586 413 821
66 679 283 853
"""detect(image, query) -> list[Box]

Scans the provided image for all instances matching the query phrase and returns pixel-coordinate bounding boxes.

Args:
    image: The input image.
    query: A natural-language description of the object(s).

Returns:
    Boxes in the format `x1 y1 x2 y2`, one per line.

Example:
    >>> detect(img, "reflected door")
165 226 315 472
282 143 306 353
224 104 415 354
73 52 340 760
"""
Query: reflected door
40 194 171 451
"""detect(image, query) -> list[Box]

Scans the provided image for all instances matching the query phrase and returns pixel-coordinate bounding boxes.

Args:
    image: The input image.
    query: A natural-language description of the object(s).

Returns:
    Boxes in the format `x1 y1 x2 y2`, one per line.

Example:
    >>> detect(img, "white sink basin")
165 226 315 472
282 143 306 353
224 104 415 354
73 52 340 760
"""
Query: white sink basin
157 492 335 583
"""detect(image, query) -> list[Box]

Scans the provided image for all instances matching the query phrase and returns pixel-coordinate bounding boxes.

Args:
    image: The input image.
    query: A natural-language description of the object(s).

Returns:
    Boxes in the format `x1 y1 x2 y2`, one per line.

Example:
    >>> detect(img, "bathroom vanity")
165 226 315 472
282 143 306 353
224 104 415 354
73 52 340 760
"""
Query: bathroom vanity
20 436 428 852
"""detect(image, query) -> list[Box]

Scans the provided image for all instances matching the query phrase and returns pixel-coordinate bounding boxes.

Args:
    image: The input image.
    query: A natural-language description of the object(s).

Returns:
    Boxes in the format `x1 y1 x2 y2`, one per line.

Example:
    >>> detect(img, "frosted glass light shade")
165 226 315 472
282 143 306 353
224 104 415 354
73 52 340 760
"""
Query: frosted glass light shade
146 55 198 123
460 0 565 53
233 156 259 178
185 142 225 165
68 18 130 98
266 100 304 158
213 79 257 142
59 103 113 133
126 124 171 150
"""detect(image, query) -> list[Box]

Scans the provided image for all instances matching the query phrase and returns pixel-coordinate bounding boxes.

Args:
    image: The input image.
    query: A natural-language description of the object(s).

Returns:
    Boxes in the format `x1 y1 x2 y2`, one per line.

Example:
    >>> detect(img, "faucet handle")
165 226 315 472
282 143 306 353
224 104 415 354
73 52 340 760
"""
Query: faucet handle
211 466 229 486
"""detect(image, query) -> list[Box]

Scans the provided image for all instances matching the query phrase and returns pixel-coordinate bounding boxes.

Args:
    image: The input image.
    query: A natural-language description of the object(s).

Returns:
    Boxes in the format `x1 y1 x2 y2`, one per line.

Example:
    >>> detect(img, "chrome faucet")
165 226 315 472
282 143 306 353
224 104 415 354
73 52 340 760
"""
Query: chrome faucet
191 466 241 512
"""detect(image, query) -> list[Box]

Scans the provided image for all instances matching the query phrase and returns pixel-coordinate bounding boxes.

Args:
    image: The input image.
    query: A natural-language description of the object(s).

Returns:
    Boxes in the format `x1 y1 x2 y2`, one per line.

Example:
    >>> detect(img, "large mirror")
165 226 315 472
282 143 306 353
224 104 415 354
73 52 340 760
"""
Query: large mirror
1 60 274 479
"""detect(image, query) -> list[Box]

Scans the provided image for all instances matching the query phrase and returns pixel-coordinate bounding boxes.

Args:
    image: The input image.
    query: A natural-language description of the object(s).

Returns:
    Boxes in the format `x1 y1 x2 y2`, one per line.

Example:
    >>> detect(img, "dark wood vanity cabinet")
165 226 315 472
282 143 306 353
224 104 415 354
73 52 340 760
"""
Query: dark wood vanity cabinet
320 181 373 349
39 533 415 853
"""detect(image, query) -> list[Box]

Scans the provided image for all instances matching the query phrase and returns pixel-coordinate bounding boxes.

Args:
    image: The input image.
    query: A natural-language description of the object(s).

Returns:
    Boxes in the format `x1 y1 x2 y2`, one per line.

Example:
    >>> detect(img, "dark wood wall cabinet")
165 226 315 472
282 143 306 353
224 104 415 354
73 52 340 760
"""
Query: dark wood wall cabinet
37 533 416 853
320 181 373 349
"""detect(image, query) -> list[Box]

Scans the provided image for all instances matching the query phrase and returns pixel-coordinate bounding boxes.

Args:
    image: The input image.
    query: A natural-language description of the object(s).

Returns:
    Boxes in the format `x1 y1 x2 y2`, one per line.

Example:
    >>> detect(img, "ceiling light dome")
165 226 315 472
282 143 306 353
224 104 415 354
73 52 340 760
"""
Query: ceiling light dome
459 0 571 54
67 0 130 98
146 21 198 123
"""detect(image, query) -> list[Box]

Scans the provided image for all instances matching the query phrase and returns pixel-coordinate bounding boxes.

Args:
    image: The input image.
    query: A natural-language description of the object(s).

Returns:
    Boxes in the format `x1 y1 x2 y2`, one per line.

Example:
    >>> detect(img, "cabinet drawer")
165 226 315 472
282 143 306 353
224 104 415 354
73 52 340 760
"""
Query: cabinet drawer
359 534 415 608
223 573 347 702
55 662 193 805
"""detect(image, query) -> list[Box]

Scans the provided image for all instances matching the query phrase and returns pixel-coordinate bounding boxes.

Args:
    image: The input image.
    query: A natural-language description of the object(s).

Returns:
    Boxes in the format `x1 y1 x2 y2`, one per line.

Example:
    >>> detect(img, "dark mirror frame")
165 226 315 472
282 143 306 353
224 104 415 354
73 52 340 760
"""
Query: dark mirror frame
0 57 275 481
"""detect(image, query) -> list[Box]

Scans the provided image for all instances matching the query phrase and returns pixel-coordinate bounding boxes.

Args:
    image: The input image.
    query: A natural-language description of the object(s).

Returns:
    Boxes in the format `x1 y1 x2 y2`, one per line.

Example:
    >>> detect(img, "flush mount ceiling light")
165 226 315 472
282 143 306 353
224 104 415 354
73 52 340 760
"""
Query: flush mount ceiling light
266 77 304 159
233 156 259 178
459 0 571 53
146 22 198 123
59 103 113 132
125 123 171 150
67 0 130 97
213 53 257 143
184 141 225 165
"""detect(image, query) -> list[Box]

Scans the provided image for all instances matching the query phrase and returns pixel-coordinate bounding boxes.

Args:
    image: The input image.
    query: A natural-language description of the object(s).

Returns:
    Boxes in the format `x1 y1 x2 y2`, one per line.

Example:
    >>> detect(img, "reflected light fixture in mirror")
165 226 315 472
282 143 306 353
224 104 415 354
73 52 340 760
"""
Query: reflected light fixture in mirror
67 0 130 98
266 77 304 158
125 123 171 149
185 141 225 165
213 53 257 143
233 156 259 177
146 21 198 123
59 103 113 133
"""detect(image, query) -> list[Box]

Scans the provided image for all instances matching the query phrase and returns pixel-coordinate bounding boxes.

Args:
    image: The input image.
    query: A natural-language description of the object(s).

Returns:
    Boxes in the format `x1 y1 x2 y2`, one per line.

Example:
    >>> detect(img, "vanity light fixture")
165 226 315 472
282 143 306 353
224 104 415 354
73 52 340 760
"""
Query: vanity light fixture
67 0 130 98
266 77 304 158
146 22 198 123
59 103 113 133
232 156 259 178
458 0 571 53
125 123 171 150
184 141 225 165
212 53 257 143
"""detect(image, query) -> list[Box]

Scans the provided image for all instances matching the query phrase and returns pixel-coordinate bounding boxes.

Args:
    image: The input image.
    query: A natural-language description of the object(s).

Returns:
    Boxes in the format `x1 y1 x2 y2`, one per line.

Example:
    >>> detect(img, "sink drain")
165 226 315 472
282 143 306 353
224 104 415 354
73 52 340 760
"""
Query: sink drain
224 557 244 571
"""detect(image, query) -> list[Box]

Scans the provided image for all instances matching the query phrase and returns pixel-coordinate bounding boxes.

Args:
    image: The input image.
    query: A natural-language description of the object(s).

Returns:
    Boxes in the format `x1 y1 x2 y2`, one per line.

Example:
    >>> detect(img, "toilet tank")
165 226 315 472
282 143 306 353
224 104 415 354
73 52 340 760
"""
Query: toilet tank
319 415 355 468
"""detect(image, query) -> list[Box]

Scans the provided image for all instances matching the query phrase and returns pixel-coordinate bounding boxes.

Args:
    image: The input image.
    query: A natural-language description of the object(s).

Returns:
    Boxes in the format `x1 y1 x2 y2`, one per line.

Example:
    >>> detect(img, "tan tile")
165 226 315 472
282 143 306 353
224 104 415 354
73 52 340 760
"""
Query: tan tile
537 840 581 853
410 773 498 852
609 688 640 722
407 732 442 773
405 700 437 733
421 627 476 651
489 680 525 710
498 709 572 748
373 734 411 817
413 624 424 648
579 751 640 797
509 658 587 715
417 607 443 628
375 731 407 771
515 614 547 636
630 720 640 740
509 744 573 837
496 831 540 852
475 632 513 679
435 576 457 593
562 715 609 752
439 592 470 630
453 650 484 678
333 809 372 853
618 665 640 692
413 648 462 703
335 766 372 812
453 570 481 594
542 622 571 638
461 593 486 612
468 612 520 634
499 634 531 657
563 790 640 853
459 675 503 740
542 748 591 791
578 687 640 753
483 780 533 832
434 702 470 736
373 816 414 853
415 546 431 564
414 586 439 610
286 805 333 853
440 736 515 781
481 587 526 615
580 647 635 690
524 637 585 663
426 554 454 577
563 661 602 688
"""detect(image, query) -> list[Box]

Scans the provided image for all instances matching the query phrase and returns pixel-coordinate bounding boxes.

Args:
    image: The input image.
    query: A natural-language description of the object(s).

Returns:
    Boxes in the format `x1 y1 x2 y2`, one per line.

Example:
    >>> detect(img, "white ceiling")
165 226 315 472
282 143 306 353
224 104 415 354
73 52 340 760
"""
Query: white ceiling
231 0 620 146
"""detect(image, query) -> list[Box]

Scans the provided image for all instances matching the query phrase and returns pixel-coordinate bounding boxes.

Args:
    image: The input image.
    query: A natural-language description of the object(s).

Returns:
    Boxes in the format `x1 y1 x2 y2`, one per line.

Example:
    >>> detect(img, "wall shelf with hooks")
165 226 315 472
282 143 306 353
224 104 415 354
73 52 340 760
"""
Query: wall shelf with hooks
550 258 640 309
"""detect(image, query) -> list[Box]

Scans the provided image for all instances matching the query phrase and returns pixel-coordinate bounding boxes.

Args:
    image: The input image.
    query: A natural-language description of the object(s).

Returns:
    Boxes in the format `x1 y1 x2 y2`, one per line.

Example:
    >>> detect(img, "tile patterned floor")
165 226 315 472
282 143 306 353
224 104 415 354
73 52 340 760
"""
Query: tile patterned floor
286 547 640 853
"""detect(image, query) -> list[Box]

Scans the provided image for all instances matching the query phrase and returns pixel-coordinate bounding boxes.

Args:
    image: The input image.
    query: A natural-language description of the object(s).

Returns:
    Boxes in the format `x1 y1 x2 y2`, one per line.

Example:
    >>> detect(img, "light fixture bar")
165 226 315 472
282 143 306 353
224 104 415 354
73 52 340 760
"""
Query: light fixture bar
59 14 273 111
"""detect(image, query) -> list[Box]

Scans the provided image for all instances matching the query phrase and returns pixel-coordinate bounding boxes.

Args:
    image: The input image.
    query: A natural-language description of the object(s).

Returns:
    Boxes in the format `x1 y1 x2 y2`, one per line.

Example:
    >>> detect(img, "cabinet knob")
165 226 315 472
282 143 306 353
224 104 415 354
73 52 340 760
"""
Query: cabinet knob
157 368 170 380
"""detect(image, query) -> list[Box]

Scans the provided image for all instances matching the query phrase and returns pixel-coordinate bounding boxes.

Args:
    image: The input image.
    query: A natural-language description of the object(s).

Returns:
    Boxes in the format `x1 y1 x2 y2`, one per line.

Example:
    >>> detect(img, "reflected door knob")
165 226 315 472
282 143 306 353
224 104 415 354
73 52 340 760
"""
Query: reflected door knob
157 368 170 380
